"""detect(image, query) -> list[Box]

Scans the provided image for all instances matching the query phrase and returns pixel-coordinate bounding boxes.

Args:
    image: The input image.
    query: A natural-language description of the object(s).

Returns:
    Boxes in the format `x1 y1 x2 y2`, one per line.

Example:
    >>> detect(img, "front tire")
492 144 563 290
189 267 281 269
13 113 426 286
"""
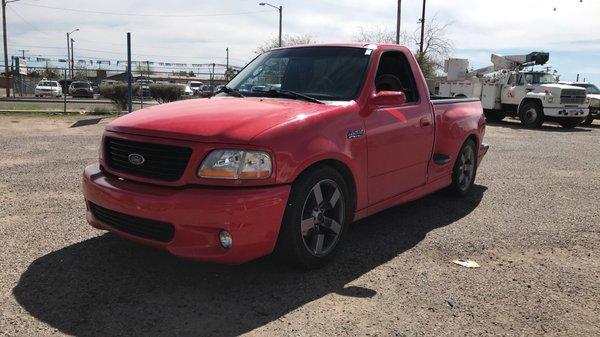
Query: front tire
580 113 594 126
275 166 350 269
447 139 477 197
519 101 544 128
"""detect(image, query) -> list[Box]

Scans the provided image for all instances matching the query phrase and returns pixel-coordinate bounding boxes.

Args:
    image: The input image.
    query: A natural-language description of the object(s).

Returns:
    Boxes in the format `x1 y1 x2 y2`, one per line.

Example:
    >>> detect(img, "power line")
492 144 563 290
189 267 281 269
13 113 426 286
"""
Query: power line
6 5 52 37
14 3 272 18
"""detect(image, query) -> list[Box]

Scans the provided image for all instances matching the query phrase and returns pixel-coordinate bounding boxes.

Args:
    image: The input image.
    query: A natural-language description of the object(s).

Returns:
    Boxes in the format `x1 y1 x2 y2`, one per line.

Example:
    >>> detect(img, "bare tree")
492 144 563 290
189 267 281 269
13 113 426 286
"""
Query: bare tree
352 16 453 78
255 34 315 54
412 15 454 78
353 26 409 45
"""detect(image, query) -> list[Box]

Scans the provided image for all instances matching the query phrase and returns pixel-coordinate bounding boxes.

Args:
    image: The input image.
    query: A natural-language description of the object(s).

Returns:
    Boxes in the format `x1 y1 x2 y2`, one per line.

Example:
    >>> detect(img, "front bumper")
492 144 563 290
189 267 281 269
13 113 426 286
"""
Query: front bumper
82 163 291 264
35 90 60 96
544 107 589 118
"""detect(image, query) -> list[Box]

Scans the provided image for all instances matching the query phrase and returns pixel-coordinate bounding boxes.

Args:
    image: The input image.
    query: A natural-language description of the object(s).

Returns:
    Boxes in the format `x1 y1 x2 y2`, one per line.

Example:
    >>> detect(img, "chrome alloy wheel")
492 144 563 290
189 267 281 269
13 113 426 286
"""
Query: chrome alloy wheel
300 179 345 257
458 145 475 191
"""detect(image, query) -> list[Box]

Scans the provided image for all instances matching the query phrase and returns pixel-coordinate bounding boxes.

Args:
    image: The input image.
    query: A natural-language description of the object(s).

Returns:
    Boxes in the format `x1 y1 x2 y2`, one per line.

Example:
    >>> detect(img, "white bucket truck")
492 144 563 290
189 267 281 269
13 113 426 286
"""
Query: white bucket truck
438 52 590 129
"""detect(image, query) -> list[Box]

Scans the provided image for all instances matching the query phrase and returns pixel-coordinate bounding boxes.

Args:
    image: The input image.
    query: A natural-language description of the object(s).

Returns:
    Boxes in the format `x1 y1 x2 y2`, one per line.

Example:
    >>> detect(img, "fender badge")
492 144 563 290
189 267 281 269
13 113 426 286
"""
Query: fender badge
347 129 365 139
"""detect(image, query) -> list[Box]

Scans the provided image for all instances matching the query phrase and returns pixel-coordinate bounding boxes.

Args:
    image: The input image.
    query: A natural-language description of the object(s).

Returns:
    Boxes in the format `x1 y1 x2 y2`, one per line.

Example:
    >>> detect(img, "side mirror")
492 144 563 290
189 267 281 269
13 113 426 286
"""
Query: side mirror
371 91 407 106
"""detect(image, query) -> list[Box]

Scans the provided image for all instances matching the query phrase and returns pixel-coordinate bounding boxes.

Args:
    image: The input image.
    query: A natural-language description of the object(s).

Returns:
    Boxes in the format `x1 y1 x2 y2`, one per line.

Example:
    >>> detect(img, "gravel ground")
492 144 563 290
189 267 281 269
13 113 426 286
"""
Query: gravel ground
0 115 598 337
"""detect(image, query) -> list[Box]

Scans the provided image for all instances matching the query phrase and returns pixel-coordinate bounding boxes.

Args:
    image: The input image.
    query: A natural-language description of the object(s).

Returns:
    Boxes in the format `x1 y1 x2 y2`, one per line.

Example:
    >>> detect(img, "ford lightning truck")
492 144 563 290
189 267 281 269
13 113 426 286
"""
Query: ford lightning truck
82 44 488 268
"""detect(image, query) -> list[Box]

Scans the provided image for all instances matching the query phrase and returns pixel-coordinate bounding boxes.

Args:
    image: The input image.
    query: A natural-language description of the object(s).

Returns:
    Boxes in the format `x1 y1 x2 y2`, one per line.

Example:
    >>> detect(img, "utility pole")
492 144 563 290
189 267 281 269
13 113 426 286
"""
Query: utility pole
66 33 70 78
396 0 402 44
419 0 426 57
70 38 75 78
127 32 132 113
17 49 27 58
226 47 229 80
2 0 16 97
66 28 78 79
278 5 282 47
576 73 580 82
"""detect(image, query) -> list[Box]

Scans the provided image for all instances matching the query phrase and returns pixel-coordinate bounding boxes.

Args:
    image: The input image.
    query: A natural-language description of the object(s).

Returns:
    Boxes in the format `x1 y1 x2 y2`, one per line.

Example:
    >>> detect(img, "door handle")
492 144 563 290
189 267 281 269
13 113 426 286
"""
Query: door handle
420 117 431 127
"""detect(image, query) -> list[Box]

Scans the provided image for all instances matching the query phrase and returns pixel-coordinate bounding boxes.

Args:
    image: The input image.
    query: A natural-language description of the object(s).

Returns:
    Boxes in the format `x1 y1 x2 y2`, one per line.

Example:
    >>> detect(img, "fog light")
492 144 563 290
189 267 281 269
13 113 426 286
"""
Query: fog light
219 230 232 249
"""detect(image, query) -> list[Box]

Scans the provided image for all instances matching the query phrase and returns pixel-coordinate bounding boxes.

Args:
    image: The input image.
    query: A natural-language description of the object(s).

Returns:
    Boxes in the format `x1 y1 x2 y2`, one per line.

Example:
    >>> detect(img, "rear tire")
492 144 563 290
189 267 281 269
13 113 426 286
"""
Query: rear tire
519 101 544 128
275 166 350 269
447 139 477 197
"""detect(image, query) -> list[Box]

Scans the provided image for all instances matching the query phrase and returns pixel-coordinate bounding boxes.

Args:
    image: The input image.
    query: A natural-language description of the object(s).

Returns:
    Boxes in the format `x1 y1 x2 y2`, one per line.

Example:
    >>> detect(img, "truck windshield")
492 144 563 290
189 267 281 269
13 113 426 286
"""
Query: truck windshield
226 46 372 101
522 73 557 85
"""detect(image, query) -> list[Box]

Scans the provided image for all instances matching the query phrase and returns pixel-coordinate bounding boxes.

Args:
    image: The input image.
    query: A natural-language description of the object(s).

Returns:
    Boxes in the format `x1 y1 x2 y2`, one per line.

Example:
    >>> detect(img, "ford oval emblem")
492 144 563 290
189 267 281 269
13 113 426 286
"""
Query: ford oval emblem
128 153 145 165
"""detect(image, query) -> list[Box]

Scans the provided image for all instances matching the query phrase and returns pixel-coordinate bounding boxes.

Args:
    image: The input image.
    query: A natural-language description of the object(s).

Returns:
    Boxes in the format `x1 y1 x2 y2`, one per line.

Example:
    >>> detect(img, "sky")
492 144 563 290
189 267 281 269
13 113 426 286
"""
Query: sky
4 0 600 83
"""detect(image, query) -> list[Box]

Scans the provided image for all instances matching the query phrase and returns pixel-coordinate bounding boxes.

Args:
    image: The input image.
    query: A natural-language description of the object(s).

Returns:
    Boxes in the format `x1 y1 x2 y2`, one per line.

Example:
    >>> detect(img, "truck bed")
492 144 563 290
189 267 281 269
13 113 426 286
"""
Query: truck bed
430 95 481 104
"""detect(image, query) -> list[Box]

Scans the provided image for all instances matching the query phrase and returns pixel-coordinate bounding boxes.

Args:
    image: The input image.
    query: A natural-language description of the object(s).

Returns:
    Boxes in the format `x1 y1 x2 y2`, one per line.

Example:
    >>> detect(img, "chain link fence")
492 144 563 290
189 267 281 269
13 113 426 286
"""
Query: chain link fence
1 64 236 114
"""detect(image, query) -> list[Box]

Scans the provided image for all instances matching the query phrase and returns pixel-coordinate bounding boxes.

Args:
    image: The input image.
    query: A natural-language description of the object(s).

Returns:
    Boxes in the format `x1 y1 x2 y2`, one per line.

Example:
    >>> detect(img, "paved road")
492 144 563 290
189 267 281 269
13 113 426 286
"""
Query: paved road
0 115 598 336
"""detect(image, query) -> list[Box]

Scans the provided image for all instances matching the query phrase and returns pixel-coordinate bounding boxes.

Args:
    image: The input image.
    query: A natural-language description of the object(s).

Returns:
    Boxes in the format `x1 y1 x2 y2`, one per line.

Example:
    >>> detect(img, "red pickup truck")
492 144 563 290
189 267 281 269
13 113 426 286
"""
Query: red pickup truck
82 43 488 268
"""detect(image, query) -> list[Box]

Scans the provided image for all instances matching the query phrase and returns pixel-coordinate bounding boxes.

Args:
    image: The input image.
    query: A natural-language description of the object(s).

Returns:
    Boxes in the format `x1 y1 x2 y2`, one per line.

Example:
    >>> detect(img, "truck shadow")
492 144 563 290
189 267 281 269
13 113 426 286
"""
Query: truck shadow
13 186 486 337
486 119 591 132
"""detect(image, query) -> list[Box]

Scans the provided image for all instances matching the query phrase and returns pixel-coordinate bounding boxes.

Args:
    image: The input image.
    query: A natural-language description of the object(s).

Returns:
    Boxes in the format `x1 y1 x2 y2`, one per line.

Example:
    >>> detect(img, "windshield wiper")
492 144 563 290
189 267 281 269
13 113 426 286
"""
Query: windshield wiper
215 86 245 98
266 89 324 104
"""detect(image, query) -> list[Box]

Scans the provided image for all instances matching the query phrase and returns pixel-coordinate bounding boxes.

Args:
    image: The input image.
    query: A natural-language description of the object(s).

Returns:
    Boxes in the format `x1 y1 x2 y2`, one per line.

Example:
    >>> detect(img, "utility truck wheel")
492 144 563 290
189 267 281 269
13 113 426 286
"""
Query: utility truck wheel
519 102 544 128
447 139 477 197
275 166 350 269
484 110 505 122
559 118 583 129
581 114 594 126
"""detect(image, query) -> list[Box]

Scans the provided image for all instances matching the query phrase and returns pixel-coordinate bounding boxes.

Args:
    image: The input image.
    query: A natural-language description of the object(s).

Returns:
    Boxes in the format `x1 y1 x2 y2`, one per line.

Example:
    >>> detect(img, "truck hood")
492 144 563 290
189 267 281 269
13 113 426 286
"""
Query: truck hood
106 97 343 144
588 94 600 107
538 83 583 91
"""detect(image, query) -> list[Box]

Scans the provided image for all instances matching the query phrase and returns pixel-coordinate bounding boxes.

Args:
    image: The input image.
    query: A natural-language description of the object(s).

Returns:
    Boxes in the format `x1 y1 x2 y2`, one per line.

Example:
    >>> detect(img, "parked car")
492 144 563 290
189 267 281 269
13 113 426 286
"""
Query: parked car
199 84 214 97
91 83 100 94
82 43 489 268
560 82 599 126
179 84 194 96
188 81 204 95
58 79 73 94
135 79 153 98
34 80 62 98
100 79 121 86
69 81 94 98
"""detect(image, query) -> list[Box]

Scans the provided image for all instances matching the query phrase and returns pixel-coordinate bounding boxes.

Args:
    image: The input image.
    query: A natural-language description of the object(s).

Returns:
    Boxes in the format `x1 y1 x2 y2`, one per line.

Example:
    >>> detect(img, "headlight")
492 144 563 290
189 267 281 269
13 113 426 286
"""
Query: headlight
198 149 272 179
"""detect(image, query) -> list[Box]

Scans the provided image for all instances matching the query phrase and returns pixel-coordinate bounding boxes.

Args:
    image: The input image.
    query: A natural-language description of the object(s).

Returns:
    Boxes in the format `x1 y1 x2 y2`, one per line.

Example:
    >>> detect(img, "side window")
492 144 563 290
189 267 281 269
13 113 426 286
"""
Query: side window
374 51 419 103
507 74 516 85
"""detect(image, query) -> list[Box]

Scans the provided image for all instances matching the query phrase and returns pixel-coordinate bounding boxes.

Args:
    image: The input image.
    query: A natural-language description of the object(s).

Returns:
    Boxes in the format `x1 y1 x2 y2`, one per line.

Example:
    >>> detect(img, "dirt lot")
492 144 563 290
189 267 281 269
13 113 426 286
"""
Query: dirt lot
0 114 598 336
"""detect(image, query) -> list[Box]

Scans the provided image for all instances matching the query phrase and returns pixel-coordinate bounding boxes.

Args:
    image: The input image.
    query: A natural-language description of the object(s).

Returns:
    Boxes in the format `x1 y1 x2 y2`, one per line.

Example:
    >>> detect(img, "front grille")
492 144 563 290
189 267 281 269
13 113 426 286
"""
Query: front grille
561 89 586 105
90 203 175 243
105 137 192 181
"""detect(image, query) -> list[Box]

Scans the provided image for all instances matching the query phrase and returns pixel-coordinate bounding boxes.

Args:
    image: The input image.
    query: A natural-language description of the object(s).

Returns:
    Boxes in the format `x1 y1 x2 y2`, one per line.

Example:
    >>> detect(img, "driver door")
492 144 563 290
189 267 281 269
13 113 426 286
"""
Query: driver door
365 51 434 205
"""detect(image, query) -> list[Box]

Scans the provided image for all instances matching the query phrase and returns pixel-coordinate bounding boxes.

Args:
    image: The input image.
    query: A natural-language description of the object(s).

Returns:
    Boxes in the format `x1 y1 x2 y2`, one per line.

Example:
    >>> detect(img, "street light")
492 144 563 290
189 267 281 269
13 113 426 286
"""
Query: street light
259 2 282 47
67 28 79 78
